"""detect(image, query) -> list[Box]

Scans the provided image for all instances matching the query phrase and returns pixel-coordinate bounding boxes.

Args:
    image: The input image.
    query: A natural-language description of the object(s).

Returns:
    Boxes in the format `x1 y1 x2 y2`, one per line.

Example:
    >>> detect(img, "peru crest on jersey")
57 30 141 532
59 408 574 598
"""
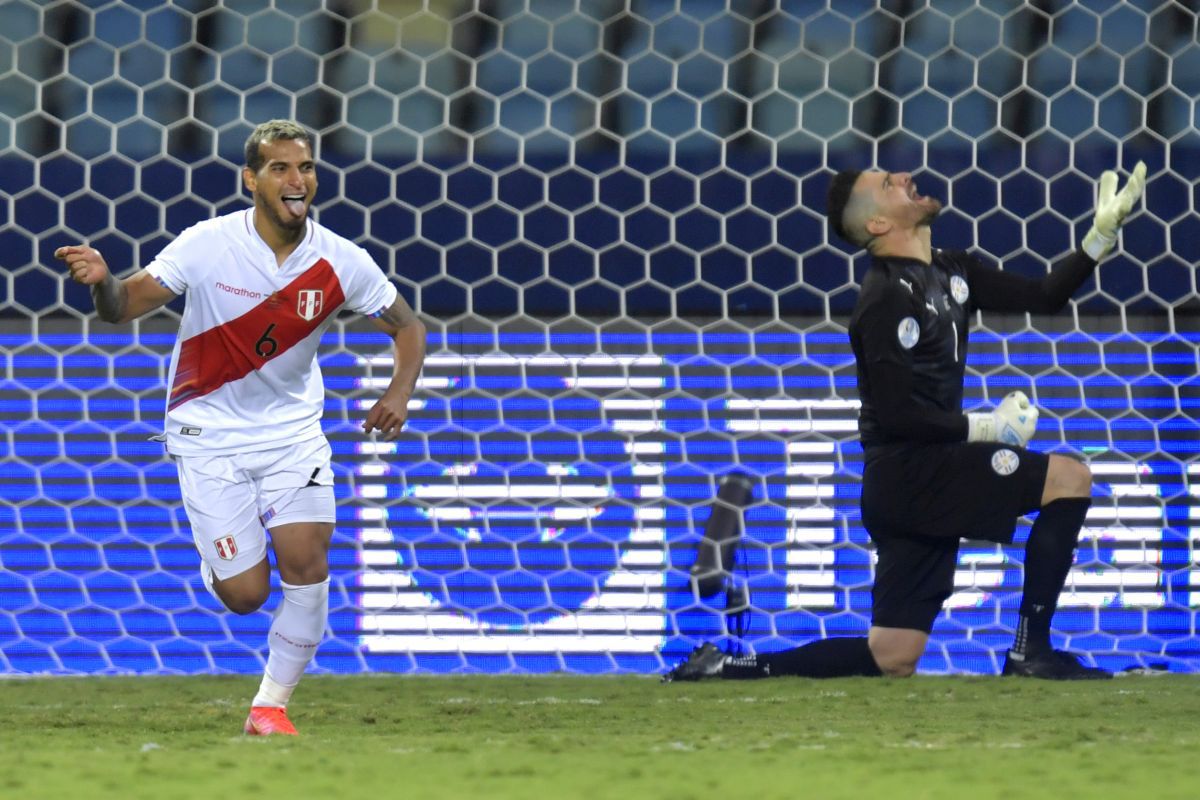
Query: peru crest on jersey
297 289 323 321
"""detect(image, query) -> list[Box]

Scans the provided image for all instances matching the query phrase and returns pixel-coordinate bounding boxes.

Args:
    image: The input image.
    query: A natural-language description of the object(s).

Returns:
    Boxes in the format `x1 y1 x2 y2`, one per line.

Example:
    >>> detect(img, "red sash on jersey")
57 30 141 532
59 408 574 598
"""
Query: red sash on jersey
168 259 345 410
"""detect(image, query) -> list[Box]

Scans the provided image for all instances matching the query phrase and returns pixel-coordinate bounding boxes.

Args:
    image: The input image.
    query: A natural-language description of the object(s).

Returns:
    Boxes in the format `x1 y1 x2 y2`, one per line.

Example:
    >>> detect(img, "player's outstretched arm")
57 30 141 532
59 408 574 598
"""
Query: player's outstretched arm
966 161 1148 315
54 245 177 324
1081 161 1146 261
363 293 427 441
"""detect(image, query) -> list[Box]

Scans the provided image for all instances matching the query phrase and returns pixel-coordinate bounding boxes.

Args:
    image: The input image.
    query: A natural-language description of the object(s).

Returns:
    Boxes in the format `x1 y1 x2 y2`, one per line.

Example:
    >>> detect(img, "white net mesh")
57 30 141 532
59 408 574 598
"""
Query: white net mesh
1 0 1197 674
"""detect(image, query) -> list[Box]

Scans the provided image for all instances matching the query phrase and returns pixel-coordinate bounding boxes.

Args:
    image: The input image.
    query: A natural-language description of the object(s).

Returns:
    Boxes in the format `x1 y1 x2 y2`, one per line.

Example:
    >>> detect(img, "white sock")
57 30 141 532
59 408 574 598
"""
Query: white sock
200 560 232 612
253 578 329 708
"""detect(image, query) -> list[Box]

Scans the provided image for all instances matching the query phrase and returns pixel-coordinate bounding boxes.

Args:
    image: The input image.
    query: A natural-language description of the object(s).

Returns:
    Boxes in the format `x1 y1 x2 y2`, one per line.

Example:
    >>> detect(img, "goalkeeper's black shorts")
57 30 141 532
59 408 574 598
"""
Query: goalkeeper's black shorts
860 441 1050 633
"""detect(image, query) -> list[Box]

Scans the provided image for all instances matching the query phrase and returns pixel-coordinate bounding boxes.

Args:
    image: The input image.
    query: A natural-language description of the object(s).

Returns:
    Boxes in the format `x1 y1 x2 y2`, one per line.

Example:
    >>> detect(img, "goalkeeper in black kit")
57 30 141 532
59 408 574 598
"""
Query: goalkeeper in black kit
665 161 1146 682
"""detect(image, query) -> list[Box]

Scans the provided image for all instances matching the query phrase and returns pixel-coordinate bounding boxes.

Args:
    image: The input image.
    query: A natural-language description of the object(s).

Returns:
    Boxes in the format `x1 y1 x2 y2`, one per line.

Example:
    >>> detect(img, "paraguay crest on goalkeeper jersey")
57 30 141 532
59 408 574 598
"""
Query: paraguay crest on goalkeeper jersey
145 209 398 456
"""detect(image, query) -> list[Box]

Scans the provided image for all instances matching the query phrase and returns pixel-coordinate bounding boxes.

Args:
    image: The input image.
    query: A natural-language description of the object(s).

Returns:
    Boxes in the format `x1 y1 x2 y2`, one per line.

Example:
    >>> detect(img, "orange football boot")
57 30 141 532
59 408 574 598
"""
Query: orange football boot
243 706 299 736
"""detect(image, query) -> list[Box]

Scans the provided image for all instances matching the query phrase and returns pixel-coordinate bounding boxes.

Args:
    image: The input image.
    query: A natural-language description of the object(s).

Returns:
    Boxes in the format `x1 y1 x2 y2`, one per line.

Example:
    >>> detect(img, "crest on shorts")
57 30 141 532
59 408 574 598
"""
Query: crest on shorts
950 275 969 305
897 317 920 349
214 535 238 561
297 289 323 321
991 449 1020 476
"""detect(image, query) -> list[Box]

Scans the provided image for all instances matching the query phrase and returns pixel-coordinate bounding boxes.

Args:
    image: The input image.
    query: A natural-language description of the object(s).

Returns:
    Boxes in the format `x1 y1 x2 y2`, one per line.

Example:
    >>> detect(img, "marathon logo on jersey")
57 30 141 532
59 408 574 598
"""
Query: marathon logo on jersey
897 317 920 349
214 535 238 561
991 449 1020 476
180 426 202 436
297 289 323 321
216 281 264 300
950 274 969 305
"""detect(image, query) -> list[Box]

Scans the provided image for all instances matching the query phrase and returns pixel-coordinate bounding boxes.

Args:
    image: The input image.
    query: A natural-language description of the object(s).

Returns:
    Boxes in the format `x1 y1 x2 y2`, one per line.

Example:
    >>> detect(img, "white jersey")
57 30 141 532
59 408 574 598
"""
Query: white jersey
145 209 398 456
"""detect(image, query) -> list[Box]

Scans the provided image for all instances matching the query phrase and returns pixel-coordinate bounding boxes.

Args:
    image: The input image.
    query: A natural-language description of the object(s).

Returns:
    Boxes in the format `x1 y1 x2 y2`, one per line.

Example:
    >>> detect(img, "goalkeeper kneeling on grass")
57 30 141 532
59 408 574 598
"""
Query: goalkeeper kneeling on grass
666 162 1146 683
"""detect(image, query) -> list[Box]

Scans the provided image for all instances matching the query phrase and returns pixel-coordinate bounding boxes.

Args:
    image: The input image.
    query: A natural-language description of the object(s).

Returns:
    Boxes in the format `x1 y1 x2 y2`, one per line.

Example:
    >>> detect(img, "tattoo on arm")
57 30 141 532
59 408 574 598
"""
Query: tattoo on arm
92 272 128 323
373 294 427 402
377 296 418 329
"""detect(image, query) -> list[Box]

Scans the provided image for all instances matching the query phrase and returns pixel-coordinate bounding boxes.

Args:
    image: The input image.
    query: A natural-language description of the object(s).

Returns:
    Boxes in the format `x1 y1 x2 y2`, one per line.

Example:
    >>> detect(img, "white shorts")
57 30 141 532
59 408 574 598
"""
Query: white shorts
174 436 335 580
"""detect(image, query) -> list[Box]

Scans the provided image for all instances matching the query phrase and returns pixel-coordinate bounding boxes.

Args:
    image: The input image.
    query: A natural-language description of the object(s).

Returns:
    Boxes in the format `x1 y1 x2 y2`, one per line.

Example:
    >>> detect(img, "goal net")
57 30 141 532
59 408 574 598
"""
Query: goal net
1 0 1196 675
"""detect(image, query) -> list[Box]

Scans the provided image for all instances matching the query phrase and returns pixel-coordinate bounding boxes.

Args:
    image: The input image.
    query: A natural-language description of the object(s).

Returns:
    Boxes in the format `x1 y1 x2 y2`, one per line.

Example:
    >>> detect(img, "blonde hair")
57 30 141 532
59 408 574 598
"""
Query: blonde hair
243 120 313 172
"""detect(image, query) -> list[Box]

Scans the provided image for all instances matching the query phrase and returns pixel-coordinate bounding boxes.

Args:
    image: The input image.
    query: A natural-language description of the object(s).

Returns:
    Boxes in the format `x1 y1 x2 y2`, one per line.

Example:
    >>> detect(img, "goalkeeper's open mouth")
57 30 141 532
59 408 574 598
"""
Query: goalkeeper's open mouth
911 180 943 222
908 180 933 204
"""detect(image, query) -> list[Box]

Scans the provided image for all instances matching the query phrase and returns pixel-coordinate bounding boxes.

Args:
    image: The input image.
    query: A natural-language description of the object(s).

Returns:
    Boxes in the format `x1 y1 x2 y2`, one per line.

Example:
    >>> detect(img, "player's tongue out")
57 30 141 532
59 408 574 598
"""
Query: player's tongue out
282 195 306 217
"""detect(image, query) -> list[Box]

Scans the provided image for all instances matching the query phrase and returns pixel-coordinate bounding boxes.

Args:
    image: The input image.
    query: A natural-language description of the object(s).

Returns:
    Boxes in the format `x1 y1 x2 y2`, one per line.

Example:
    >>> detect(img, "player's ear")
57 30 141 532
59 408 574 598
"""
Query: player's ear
865 215 890 237
242 166 256 194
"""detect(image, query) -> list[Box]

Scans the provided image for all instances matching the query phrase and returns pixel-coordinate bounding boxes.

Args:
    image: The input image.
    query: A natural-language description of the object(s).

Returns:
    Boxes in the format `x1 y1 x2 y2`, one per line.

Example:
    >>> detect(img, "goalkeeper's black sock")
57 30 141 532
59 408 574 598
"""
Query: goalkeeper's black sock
721 637 882 679
1013 497 1091 657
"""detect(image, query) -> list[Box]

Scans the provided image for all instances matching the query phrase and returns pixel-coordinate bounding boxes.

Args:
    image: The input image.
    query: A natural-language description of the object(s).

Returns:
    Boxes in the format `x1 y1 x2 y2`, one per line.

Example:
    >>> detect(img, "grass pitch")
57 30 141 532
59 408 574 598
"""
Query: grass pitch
2 674 1196 800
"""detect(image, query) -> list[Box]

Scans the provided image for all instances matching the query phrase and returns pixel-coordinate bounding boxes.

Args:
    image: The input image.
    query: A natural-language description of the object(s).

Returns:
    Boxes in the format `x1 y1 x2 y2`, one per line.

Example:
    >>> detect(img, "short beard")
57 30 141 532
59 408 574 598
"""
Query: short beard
258 197 307 232
918 199 943 228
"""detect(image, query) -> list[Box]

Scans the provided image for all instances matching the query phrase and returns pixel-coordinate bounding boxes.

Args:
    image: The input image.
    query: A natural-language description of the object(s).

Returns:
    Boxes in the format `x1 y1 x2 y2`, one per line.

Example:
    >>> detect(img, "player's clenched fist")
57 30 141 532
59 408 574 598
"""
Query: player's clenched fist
967 390 1039 448
54 245 110 285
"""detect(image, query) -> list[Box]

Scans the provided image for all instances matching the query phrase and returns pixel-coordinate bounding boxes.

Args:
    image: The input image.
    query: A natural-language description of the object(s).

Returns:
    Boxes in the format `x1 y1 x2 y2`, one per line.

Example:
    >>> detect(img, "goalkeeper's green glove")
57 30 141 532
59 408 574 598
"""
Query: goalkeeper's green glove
967 391 1039 448
1081 160 1147 261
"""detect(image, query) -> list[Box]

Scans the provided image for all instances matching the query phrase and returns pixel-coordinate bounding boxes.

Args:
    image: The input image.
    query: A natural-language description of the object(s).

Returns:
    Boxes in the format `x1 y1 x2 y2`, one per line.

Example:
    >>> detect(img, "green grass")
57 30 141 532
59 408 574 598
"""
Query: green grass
3 674 1197 800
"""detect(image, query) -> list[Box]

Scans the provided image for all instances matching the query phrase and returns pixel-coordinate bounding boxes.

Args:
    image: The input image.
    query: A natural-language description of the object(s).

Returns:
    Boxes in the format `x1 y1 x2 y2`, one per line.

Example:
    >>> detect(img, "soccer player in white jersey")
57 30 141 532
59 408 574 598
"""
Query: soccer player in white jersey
56 120 426 736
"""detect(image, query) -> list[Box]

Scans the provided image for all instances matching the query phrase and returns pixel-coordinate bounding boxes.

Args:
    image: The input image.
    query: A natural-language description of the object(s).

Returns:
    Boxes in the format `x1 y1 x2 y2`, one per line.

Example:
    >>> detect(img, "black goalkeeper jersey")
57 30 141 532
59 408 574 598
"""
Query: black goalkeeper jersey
849 247 1100 449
